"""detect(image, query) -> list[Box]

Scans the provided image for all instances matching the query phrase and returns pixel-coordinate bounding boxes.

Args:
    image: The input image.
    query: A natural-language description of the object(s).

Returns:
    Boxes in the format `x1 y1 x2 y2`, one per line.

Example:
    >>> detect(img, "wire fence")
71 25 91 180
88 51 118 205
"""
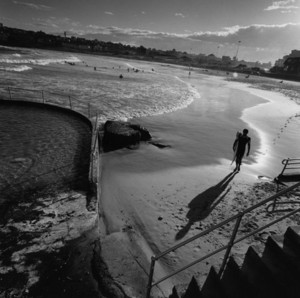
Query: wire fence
0 85 101 221
279 158 300 177
0 85 100 119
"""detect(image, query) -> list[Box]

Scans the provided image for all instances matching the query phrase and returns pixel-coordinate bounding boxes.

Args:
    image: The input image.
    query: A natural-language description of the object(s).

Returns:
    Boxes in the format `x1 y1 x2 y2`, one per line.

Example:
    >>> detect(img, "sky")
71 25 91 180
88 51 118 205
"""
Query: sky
1 0 300 63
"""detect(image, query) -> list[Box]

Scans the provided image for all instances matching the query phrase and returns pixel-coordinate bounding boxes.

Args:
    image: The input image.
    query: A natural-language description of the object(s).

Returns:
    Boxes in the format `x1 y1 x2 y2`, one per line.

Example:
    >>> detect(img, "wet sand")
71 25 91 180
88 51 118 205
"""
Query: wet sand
99 72 300 297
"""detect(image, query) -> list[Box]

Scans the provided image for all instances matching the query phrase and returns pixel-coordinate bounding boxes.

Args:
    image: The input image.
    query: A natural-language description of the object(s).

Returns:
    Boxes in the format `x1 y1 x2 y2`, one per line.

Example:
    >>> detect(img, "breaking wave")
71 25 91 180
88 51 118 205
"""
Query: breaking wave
0 49 199 122
0 65 32 72
0 56 81 66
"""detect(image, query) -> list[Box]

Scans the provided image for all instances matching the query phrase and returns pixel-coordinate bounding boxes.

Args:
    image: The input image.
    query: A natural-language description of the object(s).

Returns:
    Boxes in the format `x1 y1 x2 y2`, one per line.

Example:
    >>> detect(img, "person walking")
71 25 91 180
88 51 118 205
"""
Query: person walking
233 129 251 172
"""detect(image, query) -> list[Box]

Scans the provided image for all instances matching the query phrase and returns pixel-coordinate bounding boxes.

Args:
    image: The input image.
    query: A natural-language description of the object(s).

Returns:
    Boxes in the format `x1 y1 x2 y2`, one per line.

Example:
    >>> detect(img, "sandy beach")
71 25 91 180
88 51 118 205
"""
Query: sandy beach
1 47 300 297
99 71 300 297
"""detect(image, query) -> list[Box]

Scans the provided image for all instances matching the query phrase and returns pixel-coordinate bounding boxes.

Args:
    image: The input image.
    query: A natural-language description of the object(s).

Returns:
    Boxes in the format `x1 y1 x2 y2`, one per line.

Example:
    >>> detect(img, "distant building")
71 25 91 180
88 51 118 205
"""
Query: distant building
234 64 248 71
222 56 232 64
274 49 300 76
275 49 300 66
207 54 217 61
289 50 300 58
283 57 300 76
274 58 285 67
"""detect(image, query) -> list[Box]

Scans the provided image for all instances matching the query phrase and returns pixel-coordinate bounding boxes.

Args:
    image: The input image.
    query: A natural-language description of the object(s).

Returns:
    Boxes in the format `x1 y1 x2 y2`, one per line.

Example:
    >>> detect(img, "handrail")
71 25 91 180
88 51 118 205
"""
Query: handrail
89 113 100 185
0 85 99 120
0 85 77 99
267 158 300 213
280 158 300 176
0 85 100 202
146 180 300 298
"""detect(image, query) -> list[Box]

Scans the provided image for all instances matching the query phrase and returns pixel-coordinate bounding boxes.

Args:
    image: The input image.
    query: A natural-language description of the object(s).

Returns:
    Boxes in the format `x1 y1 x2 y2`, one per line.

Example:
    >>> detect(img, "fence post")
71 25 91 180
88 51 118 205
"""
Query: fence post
8 87 12 100
146 257 156 298
280 158 289 176
41 90 45 103
218 215 243 278
69 96 72 109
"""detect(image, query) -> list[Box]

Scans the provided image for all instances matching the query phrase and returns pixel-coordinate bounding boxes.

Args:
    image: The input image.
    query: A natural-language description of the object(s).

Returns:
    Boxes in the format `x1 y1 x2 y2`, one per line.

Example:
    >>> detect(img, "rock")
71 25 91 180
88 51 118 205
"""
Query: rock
128 124 151 141
102 120 151 152
149 141 171 149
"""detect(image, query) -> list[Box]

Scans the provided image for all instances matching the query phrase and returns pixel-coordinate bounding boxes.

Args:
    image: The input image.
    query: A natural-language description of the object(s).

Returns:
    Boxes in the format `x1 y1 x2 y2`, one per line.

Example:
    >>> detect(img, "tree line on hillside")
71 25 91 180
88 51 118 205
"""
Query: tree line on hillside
1 24 299 79
0 25 271 69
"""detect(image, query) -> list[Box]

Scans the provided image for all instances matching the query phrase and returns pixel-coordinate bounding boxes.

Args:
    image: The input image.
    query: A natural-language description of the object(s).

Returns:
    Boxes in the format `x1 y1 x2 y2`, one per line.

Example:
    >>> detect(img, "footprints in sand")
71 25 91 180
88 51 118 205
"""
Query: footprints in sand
272 113 299 145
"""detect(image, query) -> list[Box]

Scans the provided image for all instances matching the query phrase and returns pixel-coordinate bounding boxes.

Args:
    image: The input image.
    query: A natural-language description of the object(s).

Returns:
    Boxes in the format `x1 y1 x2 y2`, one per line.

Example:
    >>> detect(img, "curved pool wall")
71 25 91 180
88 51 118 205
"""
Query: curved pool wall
0 99 94 218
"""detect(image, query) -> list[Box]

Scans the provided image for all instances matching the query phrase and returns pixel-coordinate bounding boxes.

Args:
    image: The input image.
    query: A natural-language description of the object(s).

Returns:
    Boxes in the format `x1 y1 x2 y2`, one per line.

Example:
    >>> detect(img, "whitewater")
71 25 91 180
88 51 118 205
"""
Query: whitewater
2 45 300 298
0 46 200 123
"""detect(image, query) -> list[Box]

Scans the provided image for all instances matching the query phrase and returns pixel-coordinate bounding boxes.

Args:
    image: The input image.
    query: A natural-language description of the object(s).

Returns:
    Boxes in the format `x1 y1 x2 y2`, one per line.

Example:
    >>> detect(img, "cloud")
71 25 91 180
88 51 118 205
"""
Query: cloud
189 23 300 49
72 22 300 63
85 25 156 37
264 0 299 11
33 17 80 29
104 11 114 15
12 0 53 11
175 13 185 18
81 23 300 48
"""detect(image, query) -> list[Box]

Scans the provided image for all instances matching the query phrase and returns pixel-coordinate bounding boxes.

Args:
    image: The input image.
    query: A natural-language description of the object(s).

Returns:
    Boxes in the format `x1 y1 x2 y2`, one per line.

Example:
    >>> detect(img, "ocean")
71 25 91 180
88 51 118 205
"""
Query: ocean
2 45 300 296
0 46 199 123
1 45 300 176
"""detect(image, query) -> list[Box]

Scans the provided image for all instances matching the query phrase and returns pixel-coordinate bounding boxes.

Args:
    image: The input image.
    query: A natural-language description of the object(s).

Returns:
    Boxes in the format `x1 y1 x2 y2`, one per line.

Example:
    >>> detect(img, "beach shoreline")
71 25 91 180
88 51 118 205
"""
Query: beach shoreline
1 49 300 297
99 70 300 297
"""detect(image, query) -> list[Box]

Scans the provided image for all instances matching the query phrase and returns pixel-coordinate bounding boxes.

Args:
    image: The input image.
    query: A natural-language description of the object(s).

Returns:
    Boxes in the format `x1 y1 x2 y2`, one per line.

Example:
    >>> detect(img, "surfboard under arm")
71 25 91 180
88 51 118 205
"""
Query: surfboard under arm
231 131 241 165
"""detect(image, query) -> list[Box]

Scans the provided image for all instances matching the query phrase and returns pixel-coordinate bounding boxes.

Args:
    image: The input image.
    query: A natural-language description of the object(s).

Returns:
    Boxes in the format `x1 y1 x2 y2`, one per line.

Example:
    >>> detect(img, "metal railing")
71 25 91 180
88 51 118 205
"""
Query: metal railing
267 158 300 213
89 113 100 186
146 180 300 298
279 158 300 176
0 84 101 216
0 85 100 119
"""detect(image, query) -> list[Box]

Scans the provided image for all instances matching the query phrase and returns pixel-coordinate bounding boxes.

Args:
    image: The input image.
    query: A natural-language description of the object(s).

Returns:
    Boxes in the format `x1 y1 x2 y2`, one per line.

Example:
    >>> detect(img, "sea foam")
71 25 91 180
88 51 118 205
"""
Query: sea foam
0 56 81 66
0 65 32 72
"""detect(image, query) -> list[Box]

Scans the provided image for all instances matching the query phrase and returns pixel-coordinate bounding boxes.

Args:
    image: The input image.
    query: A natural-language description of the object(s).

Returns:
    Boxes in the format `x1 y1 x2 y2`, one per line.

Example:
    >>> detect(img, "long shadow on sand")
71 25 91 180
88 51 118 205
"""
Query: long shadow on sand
175 171 237 240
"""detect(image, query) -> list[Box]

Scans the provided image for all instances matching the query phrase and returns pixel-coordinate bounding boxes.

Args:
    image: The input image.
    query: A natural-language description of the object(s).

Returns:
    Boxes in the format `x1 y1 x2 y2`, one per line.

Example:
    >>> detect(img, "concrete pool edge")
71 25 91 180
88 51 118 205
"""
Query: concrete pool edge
0 99 117 297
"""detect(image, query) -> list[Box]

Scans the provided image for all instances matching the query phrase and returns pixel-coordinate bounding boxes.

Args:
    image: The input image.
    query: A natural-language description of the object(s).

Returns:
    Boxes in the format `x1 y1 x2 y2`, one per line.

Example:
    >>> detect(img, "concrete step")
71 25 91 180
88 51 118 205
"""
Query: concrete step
182 276 202 298
241 246 286 298
170 226 300 298
220 256 256 298
201 267 228 298
261 236 299 298
169 286 180 298
283 227 300 261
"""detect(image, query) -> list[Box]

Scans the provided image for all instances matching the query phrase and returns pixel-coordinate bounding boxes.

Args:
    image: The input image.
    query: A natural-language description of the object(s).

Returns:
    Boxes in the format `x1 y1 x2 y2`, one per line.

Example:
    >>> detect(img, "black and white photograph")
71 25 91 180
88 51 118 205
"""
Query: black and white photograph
1 1 300 297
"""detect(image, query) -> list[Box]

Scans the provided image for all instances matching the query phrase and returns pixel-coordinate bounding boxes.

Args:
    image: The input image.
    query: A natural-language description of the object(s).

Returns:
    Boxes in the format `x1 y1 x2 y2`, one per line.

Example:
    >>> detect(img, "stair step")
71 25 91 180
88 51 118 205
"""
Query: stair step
270 233 285 248
171 226 300 298
169 286 180 298
283 227 300 261
220 256 256 298
241 246 286 298
264 236 299 275
286 226 300 237
261 236 300 297
182 276 202 298
201 267 227 298
281 227 300 276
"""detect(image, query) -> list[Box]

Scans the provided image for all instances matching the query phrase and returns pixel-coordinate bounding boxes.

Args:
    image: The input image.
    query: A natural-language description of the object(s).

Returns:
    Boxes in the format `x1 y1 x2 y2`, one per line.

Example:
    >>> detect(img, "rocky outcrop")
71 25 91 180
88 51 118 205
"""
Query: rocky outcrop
0 190 100 297
102 120 151 152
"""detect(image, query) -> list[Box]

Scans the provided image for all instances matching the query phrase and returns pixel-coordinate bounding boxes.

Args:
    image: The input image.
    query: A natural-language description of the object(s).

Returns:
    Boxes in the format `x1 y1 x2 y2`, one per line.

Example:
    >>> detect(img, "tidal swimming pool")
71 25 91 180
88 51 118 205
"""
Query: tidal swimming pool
0 101 92 210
